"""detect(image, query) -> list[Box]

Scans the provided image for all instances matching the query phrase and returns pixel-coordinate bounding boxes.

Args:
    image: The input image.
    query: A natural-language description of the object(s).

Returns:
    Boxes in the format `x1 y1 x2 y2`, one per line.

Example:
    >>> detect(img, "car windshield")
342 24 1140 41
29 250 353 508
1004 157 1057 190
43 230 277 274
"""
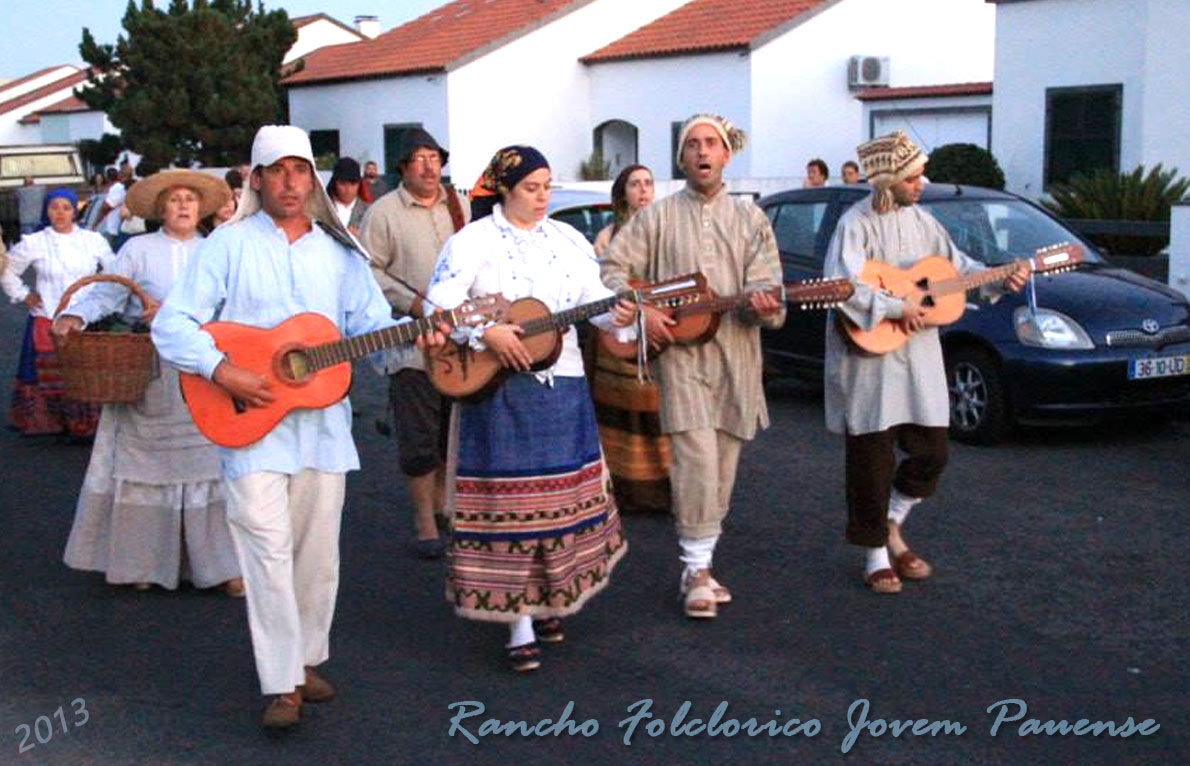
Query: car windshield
924 198 1102 265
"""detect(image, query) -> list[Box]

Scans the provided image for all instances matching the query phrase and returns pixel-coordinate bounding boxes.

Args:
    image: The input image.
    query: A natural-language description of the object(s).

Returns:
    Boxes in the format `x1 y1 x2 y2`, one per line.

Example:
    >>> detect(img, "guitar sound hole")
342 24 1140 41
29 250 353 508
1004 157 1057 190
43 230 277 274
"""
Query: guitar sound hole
281 350 312 383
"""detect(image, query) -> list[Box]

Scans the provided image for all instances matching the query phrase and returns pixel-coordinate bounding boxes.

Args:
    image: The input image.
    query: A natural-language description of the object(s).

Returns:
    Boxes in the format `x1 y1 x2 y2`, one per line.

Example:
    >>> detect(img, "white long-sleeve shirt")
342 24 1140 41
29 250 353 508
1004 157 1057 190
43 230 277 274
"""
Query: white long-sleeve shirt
0 226 113 318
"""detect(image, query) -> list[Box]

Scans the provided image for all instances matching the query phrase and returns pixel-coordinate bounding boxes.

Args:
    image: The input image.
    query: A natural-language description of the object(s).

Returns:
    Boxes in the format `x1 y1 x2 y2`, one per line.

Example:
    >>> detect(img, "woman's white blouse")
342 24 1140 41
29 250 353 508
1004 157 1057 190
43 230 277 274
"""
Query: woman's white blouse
426 204 631 378
0 226 113 318
67 230 201 324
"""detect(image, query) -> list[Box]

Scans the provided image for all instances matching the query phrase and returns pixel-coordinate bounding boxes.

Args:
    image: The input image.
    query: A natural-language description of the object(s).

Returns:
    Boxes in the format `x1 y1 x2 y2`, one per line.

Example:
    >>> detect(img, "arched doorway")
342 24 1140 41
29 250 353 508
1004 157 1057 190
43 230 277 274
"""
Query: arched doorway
593 119 639 179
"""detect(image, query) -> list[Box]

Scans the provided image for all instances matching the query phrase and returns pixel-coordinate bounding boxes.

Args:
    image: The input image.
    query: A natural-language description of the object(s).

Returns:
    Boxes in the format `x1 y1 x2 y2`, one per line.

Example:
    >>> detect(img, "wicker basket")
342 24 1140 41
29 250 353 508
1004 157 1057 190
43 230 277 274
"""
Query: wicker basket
51 274 158 404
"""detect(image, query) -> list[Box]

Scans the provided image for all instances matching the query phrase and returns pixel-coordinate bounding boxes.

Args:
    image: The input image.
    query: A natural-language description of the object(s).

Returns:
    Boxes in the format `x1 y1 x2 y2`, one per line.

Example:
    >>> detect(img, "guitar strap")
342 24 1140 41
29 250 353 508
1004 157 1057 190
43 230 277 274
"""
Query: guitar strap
444 184 466 233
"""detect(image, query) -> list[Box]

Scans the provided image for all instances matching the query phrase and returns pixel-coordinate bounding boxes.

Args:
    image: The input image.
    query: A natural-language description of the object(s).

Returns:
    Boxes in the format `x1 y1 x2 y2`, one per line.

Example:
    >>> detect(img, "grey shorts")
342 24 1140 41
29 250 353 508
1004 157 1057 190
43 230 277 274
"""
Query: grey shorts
388 369 450 477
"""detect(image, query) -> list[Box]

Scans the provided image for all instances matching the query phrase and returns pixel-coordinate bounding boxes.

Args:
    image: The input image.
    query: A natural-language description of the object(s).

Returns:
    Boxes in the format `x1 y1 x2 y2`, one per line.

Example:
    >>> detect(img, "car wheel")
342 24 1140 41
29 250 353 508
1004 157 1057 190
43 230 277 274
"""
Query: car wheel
945 346 1012 445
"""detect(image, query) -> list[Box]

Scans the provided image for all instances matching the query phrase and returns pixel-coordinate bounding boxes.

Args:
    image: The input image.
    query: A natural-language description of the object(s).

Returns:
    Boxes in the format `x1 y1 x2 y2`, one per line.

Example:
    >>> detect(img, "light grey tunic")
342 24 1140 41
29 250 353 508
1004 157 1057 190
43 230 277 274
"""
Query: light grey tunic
62 231 237 589
823 196 993 436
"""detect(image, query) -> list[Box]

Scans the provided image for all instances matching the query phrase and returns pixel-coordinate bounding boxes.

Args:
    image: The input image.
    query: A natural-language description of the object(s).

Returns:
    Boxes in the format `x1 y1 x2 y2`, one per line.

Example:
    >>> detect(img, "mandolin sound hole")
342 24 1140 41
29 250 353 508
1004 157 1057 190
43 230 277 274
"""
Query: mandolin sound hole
280 349 313 383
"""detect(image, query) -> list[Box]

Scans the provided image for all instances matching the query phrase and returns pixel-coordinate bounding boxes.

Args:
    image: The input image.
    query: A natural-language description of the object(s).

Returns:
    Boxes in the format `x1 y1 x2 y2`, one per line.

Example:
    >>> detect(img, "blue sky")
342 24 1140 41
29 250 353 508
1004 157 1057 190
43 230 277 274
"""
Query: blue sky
0 0 445 78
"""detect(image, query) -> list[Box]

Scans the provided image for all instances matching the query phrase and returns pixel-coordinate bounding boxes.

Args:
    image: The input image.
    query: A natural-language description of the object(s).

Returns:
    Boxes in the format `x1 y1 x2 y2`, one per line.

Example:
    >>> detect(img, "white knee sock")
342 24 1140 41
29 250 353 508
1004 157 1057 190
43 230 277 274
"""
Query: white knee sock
864 545 892 576
507 615 535 648
887 488 921 527
678 535 719 582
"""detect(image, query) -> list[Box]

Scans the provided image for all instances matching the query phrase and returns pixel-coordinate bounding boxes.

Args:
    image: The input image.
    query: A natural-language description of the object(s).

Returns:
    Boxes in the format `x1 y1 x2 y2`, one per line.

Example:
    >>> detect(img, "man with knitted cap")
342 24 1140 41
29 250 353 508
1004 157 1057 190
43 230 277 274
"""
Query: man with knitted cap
153 125 442 729
603 113 784 620
823 131 1026 594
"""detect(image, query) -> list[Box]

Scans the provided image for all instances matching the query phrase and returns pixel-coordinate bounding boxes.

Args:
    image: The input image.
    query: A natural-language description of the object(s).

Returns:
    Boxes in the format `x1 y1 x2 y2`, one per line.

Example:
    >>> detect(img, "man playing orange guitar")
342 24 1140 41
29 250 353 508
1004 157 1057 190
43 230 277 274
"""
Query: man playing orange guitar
152 126 443 729
823 131 1027 595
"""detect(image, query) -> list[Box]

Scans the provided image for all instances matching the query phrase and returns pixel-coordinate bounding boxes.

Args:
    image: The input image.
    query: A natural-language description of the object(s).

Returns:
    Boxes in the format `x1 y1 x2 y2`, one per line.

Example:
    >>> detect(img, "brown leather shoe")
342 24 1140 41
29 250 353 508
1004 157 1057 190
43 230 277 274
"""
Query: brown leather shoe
262 691 302 729
300 666 335 703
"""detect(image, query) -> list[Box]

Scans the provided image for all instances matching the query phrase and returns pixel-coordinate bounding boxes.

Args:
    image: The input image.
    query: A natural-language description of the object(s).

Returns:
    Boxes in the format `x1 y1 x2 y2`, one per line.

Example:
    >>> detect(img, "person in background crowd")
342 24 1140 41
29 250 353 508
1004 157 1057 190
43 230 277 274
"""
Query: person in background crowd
326 157 369 237
803 158 829 188
2 189 111 438
841 160 862 184
55 170 242 597
587 164 670 513
16 176 46 236
427 145 633 672
363 160 388 201
823 131 1027 595
602 113 784 620
361 128 469 560
92 162 133 248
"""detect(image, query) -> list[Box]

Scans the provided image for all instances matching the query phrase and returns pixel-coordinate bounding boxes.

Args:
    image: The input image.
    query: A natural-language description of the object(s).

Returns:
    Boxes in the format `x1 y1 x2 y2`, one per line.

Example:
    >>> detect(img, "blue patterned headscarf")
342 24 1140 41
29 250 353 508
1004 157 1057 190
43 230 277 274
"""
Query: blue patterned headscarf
470 145 550 221
39 187 79 231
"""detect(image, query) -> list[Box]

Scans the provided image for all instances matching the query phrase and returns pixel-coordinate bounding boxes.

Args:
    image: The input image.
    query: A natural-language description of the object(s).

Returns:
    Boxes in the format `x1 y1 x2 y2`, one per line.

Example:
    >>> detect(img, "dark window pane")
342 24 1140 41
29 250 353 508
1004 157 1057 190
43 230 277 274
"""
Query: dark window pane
309 130 340 162
1045 85 1121 187
670 121 686 181
771 202 829 264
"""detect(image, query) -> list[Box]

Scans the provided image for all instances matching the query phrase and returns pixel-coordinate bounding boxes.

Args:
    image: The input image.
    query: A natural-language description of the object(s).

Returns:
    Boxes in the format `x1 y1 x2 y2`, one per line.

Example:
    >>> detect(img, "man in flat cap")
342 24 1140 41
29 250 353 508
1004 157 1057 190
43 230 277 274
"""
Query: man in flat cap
153 125 443 730
823 131 1026 595
361 128 469 560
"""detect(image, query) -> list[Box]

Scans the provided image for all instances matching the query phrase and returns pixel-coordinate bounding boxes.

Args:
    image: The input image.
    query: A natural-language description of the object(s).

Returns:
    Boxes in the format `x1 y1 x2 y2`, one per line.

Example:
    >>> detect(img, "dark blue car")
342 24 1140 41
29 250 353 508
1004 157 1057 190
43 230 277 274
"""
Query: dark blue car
758 184 1190 444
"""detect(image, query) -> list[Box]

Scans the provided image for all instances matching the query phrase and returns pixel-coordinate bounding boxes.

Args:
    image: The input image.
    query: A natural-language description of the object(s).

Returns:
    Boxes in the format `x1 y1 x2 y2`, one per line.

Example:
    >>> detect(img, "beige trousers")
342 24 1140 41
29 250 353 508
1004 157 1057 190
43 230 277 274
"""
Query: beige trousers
225 470 345 695
669 428 744 539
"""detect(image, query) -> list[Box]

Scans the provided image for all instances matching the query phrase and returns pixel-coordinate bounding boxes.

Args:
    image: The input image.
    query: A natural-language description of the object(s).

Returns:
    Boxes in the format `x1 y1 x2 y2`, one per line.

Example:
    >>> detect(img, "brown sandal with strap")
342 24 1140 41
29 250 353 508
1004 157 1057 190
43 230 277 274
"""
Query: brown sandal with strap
893 550 933 580
864 567 903 594
507 642 541 672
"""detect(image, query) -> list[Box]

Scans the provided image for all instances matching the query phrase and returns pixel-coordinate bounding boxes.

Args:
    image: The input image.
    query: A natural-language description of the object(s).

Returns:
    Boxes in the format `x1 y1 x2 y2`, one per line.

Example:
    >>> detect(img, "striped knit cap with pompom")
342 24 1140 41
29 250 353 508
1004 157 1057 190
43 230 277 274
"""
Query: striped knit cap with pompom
674 113 747 168
856 131 927 213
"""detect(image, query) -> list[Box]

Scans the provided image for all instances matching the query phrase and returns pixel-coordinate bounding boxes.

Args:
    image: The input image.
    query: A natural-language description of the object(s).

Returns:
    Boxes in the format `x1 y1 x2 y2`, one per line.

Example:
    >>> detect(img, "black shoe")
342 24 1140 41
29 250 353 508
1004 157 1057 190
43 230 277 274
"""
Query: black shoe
413 537 445 560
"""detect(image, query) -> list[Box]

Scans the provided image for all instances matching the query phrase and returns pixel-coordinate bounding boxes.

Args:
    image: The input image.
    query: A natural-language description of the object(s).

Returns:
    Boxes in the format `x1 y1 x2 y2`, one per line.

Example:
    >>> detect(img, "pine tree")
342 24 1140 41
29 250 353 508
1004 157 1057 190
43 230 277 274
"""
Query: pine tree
78 0 296 168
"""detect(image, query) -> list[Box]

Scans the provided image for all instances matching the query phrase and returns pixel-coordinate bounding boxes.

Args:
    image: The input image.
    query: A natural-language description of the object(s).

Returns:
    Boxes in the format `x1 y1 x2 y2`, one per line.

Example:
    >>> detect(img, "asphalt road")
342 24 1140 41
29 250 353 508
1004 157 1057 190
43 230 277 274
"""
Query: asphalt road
0 301 1186 766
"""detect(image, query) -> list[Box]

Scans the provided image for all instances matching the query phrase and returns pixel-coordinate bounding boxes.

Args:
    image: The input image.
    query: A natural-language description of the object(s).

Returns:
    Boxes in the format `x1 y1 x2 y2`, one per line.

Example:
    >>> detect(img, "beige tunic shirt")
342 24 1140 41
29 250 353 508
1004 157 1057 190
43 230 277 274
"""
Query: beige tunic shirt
823 196 992 435
602 186 784 440
361 183 470 373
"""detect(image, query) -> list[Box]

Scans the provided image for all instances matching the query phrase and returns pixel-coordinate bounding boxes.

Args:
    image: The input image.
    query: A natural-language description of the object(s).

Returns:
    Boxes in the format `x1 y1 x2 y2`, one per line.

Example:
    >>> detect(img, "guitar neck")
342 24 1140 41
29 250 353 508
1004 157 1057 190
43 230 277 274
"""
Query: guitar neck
519 294 623 337
933 261 1021 297
308 315 446 370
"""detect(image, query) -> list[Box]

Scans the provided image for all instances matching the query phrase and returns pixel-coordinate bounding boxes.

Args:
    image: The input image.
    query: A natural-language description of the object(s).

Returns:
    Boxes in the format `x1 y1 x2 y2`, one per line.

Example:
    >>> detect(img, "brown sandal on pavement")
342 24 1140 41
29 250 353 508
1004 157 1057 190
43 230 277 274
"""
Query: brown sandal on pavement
262 691 302 730
680 570 718 619
864 568 903 595
893 550 933 581
300 666 335 703
507 642 542 672
706 575 732 604
532 618 564 644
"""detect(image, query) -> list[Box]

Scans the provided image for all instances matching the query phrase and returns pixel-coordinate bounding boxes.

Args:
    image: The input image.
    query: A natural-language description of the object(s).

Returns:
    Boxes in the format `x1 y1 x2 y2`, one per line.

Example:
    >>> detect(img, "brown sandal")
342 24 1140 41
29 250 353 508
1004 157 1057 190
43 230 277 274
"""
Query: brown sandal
893 550 933 580
864 568 903 594
680 570 718 619
507 642 541 672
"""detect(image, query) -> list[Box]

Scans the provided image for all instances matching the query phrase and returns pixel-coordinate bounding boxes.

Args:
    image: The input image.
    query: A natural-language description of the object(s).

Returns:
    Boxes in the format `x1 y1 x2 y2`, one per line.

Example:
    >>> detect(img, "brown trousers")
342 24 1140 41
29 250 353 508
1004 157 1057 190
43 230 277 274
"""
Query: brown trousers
845 424 948 547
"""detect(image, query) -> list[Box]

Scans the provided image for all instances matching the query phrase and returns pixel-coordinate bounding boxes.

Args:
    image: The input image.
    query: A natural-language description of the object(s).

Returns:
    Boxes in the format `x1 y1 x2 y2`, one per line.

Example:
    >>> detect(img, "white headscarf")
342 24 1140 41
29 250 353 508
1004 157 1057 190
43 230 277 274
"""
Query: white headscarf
230 125 371 259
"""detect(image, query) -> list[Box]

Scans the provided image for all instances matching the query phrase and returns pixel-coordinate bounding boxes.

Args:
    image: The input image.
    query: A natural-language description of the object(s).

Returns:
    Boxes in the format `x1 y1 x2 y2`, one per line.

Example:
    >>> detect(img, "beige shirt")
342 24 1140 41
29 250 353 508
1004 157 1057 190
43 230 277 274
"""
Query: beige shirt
602 186 784 439
361 183 470 373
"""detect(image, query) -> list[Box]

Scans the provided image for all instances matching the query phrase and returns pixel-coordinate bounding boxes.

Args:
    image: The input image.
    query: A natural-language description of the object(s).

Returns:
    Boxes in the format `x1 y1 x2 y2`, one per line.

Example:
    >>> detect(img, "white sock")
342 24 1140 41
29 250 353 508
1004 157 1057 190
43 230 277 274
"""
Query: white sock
679 535 718 583
887 488 921 527
507 615 535 648
864 546 892 576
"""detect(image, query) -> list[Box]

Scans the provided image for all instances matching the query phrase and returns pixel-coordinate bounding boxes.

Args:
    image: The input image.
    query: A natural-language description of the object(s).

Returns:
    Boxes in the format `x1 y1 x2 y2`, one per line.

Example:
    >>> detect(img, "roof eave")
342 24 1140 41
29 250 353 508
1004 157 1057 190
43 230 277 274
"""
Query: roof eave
284 66 447 88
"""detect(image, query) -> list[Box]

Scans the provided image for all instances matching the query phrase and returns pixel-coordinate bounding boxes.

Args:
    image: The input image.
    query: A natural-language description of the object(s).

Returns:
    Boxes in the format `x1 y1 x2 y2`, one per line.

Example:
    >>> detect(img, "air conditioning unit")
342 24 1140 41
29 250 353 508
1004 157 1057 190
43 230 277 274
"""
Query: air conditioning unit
848 55 890 89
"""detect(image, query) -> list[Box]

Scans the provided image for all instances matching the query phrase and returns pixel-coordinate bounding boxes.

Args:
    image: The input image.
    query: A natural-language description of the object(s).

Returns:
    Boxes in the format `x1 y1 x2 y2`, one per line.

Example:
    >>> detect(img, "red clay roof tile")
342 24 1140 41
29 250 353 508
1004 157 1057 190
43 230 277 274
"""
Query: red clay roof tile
580 0 827 63
855 81 992 101
0 70 90 118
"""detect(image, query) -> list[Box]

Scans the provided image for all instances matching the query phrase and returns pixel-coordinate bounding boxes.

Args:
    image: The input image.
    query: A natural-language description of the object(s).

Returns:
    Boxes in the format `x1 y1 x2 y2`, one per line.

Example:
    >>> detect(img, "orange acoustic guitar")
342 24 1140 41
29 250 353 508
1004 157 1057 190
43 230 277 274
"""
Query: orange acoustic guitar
426 274 705 399
843 242 1084 354
180 297 506 447
598 274 856 359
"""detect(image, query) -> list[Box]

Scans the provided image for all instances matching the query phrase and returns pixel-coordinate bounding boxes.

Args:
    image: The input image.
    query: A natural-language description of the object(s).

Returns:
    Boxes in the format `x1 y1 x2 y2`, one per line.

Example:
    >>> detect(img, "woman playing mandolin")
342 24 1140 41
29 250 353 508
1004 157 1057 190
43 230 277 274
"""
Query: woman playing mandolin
426 146 635 672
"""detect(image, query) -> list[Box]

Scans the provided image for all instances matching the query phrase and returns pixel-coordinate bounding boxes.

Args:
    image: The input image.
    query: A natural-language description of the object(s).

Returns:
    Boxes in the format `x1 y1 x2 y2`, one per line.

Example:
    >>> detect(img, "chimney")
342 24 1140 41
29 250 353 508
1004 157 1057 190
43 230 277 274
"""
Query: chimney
354 15 380 39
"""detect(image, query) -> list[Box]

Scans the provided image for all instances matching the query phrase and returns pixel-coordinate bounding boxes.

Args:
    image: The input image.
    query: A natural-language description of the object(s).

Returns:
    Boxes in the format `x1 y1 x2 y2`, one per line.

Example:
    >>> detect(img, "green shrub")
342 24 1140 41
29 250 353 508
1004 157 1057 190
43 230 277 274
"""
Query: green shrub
578 150 610 181
925 143 1005 189
1042 164 1189 256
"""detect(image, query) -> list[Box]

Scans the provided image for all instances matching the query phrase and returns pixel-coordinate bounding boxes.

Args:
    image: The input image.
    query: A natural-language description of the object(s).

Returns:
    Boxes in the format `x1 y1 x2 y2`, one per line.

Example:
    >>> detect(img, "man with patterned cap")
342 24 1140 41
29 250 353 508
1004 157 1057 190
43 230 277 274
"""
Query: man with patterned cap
823 131 1026 595
153 125 443 729
602 113 784 620
361 128 469 560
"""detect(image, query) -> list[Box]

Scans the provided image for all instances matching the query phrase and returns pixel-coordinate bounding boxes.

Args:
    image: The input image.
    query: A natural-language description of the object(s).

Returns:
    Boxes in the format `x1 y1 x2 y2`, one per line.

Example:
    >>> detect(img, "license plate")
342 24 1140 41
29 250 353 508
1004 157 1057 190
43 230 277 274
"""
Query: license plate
1128 354 1190 380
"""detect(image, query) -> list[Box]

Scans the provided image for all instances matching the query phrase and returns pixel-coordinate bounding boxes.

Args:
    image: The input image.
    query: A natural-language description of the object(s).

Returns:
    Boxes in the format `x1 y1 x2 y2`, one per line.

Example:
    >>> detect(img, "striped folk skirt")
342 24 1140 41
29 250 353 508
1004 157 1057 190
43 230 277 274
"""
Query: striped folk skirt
590 346 672 512
448 374 626 623
10 316 99 437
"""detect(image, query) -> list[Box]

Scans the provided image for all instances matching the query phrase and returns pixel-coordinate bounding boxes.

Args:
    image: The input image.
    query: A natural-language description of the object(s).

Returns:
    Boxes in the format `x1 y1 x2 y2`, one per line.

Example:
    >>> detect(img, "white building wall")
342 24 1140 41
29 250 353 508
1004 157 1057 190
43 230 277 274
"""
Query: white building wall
991 0 1148 197
863 95 992 153
446 0 688 185
751 0 994 184
0 66 79 106
288 76 448 174
285 19 362 65
1140 0 1190 174
39 111 113 144
0 86 90 145
586 52 752 182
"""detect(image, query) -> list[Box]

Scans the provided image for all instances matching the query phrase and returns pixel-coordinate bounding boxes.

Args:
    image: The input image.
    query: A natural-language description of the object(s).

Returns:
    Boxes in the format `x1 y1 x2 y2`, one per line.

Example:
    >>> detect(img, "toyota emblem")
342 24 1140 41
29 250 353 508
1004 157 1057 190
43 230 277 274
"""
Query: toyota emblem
1141 319 1160 334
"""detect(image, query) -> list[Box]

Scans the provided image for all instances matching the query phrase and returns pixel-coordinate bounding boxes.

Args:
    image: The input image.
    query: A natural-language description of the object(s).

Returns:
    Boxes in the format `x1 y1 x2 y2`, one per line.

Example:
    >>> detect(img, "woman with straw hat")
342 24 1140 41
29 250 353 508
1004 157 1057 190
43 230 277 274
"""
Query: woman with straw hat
1 188 111 438
55 169 244 596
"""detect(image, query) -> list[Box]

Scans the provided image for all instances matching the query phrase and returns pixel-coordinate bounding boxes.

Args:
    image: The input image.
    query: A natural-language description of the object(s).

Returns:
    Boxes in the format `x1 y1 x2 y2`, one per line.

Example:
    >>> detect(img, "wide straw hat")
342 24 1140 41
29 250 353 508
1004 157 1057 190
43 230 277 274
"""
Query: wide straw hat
125 169 232 220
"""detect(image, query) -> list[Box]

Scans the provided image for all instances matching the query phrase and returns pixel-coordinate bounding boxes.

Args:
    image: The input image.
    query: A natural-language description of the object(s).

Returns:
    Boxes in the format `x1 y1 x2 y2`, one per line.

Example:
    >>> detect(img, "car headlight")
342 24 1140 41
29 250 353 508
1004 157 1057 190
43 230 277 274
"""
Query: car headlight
1014 307 1094 349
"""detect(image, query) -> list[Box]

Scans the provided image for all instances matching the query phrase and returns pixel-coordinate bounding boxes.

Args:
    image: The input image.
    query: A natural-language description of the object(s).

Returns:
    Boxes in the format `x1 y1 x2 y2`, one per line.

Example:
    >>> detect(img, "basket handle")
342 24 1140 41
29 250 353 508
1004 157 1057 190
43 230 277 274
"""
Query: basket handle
53 274 155 320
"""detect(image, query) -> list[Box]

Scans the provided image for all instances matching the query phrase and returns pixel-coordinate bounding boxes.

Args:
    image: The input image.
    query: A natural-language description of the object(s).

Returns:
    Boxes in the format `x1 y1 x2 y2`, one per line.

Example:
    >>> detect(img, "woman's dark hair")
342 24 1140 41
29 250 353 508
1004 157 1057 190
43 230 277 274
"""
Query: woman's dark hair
610 164 651 234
